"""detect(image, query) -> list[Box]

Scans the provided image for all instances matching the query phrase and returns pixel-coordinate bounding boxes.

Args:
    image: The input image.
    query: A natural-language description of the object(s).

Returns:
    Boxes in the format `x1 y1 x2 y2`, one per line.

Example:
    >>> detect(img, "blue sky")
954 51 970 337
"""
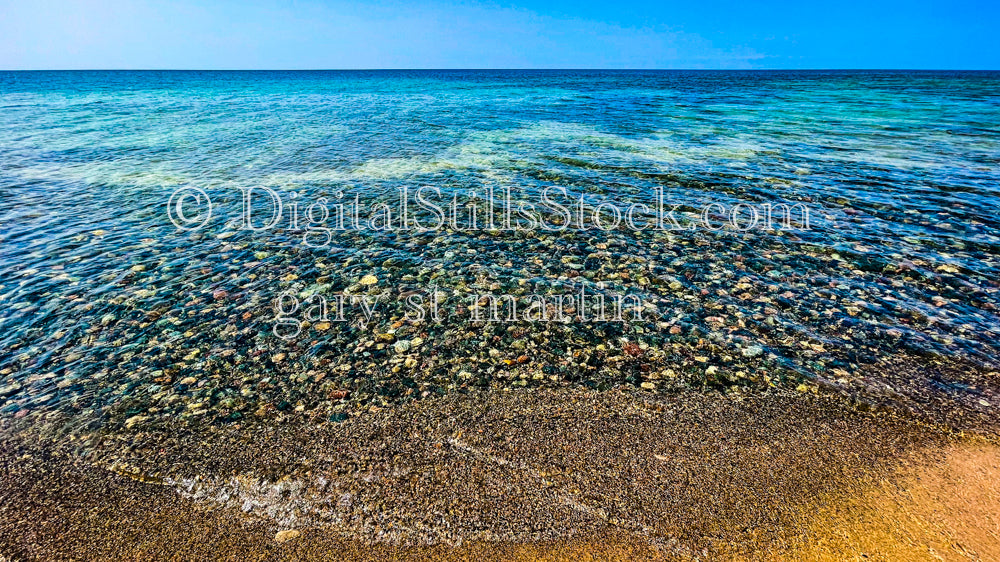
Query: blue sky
1 0 997 69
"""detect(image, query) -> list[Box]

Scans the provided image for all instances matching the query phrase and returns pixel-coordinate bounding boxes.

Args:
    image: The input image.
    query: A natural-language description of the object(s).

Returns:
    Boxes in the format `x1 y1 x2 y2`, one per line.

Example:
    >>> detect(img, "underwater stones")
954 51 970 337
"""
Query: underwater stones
3 129 999 442
0 384 21 397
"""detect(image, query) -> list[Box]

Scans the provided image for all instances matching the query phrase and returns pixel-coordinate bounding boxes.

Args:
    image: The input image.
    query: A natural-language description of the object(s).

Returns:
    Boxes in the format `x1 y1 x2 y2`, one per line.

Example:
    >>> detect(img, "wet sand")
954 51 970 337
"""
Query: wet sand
2 387 997 560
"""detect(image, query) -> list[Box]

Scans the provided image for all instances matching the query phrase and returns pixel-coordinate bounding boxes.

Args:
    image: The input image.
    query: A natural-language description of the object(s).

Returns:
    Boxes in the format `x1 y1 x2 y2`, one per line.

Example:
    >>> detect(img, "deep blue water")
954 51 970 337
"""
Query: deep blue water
1 70 999 432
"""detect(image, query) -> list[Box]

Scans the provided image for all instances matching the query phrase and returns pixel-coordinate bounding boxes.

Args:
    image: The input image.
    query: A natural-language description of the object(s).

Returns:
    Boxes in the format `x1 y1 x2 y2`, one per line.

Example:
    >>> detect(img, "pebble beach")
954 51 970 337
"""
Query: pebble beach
1 69 999 559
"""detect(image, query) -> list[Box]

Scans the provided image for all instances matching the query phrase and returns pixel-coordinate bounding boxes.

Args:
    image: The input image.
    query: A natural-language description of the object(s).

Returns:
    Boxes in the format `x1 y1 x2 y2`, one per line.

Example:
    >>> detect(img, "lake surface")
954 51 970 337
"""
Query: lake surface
1 70 998 435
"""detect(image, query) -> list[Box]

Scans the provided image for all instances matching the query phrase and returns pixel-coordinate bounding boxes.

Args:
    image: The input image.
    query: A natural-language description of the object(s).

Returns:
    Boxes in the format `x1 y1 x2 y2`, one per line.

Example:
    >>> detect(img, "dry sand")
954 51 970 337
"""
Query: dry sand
1 388 997 560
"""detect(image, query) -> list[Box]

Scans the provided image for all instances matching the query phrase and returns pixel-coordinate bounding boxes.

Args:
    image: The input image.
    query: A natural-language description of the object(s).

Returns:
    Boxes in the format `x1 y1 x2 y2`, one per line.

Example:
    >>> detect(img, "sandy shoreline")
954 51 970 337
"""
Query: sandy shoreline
2 387 998 560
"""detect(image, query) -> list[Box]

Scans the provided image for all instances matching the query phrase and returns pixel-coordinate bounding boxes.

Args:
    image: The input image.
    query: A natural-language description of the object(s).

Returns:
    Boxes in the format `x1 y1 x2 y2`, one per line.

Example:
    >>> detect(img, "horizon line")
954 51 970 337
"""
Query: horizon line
3 68 1000 72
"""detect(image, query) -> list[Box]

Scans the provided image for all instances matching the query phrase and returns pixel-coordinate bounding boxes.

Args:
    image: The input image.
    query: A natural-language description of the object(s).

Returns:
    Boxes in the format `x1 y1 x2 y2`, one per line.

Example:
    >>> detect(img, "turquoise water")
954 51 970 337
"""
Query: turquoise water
1 70 999 432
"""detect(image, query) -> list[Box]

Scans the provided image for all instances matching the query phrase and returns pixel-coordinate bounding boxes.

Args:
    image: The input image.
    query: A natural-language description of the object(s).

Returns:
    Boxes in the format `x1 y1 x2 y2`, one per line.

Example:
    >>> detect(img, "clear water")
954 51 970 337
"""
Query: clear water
1 70 999 433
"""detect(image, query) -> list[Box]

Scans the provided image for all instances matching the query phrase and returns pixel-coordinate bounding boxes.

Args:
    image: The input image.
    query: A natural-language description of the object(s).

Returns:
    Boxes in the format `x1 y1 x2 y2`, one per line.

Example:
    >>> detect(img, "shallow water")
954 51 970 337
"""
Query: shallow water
1 70 999 433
